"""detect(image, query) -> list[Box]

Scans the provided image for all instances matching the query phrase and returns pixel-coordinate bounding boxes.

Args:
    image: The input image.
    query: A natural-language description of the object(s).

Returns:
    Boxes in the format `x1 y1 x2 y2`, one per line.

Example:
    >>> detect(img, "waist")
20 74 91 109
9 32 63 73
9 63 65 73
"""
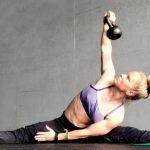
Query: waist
64 95 92 127
59 112 81 131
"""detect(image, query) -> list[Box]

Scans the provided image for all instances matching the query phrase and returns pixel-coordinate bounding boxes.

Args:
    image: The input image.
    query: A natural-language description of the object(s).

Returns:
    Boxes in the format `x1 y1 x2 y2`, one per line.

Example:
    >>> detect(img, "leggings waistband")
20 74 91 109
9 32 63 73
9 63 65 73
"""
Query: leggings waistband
58 113 81 131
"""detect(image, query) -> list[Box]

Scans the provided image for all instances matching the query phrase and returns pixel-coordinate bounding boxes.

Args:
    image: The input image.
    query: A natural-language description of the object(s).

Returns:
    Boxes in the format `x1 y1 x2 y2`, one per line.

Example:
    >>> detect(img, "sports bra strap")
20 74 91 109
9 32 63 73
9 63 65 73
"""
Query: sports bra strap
104 103 124 120
90 85 114 91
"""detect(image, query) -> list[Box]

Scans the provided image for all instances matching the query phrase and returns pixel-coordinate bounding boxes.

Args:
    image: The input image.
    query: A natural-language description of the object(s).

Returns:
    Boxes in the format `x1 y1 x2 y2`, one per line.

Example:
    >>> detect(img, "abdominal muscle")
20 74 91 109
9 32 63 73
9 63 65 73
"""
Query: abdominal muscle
64 94 92 128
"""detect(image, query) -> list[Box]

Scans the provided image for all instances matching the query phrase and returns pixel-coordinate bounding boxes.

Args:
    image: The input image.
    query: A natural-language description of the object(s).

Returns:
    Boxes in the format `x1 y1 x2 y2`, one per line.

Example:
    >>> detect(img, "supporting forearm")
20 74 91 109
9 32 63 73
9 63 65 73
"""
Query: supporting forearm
58 129 89 141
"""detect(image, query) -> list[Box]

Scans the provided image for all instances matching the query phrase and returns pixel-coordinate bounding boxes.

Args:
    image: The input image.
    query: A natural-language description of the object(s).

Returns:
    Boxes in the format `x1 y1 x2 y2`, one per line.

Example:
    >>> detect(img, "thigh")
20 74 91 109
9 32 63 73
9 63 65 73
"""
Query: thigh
25 116 67 134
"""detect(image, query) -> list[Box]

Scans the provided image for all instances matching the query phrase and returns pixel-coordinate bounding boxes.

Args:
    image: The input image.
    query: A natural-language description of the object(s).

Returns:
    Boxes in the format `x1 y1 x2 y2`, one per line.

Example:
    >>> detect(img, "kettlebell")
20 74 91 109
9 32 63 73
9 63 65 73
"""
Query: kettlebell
104 16 122 40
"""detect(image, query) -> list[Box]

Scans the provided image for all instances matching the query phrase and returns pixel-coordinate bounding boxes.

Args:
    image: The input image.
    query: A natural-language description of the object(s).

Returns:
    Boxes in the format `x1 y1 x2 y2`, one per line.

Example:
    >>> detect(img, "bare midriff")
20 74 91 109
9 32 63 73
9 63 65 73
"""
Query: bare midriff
64 94 92 128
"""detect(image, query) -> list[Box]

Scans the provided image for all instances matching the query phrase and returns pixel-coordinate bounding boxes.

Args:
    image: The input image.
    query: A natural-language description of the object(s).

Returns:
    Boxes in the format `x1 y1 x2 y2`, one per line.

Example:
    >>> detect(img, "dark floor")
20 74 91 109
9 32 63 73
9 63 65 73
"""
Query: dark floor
0 144 149 150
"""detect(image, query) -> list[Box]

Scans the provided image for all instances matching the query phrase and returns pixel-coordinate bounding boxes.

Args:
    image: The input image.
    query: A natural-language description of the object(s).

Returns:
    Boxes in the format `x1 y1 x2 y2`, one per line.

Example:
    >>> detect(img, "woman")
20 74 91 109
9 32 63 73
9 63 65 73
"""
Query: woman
0 11 150 144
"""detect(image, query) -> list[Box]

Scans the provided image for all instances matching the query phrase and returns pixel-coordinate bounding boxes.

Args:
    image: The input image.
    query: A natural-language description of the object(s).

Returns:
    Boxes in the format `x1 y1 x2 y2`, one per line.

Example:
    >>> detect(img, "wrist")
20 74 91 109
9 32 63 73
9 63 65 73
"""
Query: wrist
58 129 69 141
103 24 109 31
54 132 59 141
64 129 68 140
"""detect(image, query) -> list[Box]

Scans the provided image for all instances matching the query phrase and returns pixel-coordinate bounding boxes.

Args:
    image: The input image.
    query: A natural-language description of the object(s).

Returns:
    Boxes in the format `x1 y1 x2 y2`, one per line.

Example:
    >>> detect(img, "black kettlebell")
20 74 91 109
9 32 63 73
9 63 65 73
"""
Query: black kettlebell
104 16 122 40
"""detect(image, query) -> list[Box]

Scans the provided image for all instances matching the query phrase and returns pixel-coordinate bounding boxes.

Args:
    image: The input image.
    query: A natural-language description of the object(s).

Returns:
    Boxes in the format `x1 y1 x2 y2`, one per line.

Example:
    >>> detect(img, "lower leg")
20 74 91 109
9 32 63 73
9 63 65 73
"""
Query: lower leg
104 126 150 143
0 117 66 144
77 126 150 143
0 122 47 144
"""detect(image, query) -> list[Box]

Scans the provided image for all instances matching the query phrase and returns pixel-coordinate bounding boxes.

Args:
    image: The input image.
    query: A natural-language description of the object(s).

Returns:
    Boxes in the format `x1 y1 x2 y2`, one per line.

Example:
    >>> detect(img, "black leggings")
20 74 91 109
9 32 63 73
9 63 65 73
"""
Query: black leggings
0 114 150 144
0 114 80 144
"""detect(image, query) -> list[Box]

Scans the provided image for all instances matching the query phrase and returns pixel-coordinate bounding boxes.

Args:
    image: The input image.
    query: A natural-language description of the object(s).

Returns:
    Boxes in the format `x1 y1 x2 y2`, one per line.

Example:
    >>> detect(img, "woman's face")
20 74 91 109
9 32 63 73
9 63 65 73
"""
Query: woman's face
114 71 142 94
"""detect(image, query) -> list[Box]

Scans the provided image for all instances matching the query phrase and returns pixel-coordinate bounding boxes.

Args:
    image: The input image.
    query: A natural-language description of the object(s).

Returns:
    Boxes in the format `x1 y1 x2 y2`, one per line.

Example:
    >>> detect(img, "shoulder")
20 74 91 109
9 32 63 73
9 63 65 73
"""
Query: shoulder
93 74 115 88
99 68 116 85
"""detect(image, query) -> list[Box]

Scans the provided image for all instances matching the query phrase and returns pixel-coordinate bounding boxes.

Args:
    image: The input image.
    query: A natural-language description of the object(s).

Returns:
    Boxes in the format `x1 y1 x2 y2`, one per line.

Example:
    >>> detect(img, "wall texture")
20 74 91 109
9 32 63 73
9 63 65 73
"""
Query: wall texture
0 0 150 130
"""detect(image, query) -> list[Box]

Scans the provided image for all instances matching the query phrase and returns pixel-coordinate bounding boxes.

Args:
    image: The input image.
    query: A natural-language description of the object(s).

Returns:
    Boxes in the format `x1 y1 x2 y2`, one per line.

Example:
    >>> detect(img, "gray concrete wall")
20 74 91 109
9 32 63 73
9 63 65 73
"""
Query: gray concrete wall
0 0 150 130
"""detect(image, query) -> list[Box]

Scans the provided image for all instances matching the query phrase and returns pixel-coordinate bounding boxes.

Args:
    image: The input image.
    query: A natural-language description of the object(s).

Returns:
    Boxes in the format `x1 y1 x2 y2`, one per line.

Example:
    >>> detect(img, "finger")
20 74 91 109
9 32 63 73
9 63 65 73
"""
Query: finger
35 135 46 138
36 132 47 135
35 136 47 141
35 137 46 141
104 12 107 17
107 10 111 17
104 11 109 17
46 125 52 131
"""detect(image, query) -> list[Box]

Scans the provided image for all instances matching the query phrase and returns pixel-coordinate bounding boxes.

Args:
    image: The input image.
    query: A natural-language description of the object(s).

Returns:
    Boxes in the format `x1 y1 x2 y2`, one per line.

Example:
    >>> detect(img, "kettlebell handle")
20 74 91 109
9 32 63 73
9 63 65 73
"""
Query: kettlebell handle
104 16 114 28
104 15 122 40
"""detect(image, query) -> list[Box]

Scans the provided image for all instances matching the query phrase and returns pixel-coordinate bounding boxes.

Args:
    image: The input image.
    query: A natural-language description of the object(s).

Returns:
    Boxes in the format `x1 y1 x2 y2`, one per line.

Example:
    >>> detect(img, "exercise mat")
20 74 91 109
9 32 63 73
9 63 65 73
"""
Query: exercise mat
132 143 150 146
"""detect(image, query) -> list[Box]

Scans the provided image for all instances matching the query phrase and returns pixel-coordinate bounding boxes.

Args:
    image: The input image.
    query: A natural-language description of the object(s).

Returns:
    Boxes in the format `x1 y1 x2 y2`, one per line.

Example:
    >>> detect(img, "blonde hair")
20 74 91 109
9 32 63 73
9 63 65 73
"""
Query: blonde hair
130 73 150 100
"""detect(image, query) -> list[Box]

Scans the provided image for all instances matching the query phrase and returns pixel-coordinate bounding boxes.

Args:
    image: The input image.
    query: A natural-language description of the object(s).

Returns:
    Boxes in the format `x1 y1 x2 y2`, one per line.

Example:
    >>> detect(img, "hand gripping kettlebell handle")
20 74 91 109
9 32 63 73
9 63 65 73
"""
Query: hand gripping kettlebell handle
103 15 122 40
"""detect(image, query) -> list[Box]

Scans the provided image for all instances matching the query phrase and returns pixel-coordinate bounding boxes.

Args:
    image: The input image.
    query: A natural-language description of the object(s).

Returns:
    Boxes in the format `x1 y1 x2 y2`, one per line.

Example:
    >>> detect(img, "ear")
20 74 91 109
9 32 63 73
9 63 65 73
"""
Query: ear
126 90 135 97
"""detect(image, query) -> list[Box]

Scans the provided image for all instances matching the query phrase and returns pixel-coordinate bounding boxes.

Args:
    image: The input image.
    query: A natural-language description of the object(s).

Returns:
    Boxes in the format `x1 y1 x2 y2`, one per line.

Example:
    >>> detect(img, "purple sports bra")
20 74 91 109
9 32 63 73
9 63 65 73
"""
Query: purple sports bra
80 85 124 122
